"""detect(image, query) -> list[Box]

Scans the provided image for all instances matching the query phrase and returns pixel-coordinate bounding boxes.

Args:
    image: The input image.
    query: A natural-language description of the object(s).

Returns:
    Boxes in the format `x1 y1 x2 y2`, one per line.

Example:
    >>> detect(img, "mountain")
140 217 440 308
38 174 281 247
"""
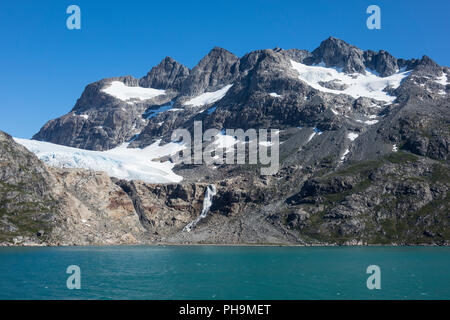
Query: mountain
3 36 449 245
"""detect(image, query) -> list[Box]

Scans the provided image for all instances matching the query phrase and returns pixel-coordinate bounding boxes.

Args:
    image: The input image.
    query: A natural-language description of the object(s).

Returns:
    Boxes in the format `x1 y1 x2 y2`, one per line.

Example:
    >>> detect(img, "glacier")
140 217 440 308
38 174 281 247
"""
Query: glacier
14 138 185 183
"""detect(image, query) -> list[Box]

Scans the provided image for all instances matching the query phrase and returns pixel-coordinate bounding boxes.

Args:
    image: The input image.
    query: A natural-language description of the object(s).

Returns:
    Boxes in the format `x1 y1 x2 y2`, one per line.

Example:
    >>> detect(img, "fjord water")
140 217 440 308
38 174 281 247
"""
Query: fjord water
0 246 448 300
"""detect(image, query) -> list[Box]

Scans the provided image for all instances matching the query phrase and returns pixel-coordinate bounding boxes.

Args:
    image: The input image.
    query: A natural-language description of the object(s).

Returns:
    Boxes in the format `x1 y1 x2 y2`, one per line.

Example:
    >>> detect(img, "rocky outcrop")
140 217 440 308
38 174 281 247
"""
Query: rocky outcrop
32 76 175 150
284 153 449 245
0 131 58 244
363 50 399 76
49 168 147 246
180 47 240 96
0 131 147 245
307 36 366 74
140 56 190 90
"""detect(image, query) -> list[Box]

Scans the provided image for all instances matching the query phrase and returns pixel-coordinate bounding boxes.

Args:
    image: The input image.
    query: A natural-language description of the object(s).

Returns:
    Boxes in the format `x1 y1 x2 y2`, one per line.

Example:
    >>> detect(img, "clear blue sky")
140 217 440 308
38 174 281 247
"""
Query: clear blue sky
0 0 449 138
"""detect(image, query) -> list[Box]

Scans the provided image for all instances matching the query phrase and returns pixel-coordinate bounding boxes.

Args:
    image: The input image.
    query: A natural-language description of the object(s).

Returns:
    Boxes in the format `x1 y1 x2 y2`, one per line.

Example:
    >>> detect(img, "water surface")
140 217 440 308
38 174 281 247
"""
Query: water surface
0 246 448 299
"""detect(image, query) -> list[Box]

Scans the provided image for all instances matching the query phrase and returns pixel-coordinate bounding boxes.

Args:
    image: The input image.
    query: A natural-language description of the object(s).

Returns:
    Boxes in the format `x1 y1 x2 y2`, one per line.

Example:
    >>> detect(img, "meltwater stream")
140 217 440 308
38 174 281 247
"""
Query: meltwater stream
183 184 217 232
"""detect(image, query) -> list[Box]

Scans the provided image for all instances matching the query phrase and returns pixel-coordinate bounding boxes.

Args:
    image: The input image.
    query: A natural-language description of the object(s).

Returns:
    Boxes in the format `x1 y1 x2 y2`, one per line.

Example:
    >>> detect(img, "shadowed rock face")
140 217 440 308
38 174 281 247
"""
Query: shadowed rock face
0 131 58 244
180 47 240 96
3 36 449 246
363 50 399 76
307 36 366 73
140 56 190 90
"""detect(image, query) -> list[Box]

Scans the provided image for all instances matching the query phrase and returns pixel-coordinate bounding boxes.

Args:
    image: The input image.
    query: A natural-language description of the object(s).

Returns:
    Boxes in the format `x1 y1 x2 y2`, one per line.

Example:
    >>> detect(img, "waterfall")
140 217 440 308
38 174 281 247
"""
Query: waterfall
183 184 217 232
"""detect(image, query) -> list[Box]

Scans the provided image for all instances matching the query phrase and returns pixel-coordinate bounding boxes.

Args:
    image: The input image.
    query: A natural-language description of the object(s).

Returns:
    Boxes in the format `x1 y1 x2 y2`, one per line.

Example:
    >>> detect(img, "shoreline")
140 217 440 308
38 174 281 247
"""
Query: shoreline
1 242 448 248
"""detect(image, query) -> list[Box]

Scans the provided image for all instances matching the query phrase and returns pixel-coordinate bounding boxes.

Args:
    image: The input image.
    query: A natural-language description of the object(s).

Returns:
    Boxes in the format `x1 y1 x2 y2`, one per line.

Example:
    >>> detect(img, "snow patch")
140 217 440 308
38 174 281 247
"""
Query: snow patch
143 102 174 119
183 85 233 107
213 131 237 152
340 148 350 161
347 132 359 141
307 132 316 142
102 81 165 102
259 141 274 147
364 119 379 125
435 73 448 86
290 60 410 102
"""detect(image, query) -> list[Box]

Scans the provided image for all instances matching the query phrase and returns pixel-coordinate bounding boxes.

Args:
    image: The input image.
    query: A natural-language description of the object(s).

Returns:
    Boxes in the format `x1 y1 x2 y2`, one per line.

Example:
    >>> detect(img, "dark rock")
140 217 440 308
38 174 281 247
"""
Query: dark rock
140 56 190 90
307 36 366 74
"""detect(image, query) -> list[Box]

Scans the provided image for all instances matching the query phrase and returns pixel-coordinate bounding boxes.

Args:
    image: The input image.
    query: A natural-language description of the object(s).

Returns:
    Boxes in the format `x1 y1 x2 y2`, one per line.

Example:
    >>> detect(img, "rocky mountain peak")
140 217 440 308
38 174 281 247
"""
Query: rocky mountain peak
308 36 366 74
139 56 190 90
414 55 443 76
363 49 399 76
180 47 240 95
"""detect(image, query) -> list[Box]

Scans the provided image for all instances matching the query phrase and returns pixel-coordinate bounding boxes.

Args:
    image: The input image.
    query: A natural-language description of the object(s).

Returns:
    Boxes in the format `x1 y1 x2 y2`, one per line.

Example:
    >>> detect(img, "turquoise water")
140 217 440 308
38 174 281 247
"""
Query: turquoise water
0 246 448 300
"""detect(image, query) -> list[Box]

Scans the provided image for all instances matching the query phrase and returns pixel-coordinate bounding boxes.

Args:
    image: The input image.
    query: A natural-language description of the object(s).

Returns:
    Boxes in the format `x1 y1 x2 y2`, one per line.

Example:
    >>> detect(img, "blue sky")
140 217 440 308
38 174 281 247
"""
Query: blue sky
0 0 449 138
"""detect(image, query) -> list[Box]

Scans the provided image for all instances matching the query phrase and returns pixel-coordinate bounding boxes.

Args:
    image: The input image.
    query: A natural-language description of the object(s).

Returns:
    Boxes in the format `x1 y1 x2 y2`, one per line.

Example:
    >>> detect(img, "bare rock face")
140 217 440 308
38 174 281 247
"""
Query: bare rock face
115 180 208 237
284 155 450 245
307 36 366 74
0 131 58 244
363 50 399 76
0 131 147 245
180 47 240 96
140 56 190 90
49 168 147 246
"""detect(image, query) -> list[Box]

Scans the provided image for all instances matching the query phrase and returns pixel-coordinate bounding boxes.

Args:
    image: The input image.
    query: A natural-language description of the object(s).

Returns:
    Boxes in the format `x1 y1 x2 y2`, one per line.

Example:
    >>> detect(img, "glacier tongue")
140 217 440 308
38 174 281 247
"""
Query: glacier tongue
14 138 185 184
183 184 217 232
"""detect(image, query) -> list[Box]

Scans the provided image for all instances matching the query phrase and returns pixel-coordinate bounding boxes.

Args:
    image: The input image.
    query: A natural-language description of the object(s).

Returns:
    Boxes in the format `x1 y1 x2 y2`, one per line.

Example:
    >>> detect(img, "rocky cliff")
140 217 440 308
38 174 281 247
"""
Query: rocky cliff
0 131 147 245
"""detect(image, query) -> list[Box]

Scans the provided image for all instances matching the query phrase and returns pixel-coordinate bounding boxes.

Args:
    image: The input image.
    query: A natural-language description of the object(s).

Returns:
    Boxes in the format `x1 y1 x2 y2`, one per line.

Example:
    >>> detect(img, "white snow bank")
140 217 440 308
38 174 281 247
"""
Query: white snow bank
435 73 448 86
259 141 274 146
290 60 410 102
213 131 237 152
347 132 359 141
183 85 233 106
364 119 379 125
14 138 185 183
102 81 166 102
340 148 350 161
306 132 316 142
144 102 177 119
